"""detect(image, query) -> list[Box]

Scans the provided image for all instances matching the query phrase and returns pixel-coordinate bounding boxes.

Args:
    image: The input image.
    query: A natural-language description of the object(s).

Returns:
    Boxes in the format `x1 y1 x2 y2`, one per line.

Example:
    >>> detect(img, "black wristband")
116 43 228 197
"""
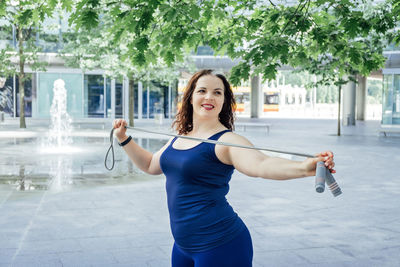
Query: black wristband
119 135 132 147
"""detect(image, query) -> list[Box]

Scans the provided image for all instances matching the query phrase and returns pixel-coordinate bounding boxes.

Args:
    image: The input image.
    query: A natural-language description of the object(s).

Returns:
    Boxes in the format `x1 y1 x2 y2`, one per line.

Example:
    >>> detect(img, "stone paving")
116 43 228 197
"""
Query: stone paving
0 117 399 267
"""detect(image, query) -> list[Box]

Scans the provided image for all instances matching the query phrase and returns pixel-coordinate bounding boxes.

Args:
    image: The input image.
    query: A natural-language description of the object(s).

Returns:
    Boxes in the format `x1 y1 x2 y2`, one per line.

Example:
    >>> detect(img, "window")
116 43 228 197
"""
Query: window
84 75 104 118
393 75 400 124
382 75 393 124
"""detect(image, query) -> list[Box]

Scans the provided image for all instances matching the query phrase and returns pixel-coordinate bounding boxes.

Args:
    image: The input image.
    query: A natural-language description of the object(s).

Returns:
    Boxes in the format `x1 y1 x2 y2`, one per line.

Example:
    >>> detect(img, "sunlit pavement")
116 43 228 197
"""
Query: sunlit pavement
0 118 399 267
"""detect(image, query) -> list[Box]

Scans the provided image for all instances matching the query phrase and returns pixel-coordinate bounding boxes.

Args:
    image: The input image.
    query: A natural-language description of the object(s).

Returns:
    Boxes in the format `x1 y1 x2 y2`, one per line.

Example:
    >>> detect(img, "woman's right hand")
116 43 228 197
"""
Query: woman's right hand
113 119 128 142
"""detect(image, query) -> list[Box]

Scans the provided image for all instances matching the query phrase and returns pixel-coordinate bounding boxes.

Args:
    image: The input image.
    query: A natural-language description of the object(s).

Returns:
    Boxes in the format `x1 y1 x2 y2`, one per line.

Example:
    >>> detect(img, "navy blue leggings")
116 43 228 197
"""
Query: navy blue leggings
171 226 253 267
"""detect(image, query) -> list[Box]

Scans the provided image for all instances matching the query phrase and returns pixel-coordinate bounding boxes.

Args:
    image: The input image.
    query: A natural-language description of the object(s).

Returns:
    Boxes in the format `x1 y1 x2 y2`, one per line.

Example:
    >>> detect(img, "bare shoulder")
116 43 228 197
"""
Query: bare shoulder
154 137 174 156
165 136 174 146
216 131 254 157
218 131 254 147
215 132 255 165
163 137 174 149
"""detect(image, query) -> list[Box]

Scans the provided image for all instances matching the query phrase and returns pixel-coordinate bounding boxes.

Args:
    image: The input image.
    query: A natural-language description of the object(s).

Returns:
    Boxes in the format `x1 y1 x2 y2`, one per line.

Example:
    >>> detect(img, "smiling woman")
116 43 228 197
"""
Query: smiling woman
173 70 236 136
112 69 336 267
191 77 224 115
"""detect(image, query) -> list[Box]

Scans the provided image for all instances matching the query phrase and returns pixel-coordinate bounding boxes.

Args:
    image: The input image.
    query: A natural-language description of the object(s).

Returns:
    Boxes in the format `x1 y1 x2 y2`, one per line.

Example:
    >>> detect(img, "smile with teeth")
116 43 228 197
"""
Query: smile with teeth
201 104 214 110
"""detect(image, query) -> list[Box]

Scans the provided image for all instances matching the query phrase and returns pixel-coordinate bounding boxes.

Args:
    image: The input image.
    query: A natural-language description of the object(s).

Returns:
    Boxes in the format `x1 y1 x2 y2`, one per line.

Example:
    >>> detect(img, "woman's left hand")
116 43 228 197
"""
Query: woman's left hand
302 150 335 177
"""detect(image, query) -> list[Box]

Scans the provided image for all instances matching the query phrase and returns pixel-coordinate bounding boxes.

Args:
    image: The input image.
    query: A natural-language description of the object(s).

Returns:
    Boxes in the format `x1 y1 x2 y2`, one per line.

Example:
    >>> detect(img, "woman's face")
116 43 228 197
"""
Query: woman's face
191 75 225 119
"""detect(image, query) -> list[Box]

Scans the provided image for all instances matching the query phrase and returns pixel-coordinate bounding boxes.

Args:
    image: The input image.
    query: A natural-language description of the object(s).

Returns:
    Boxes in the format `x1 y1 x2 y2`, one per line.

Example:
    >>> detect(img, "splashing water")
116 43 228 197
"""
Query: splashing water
48 79 72 147
38 79 75 191
40 79 81 154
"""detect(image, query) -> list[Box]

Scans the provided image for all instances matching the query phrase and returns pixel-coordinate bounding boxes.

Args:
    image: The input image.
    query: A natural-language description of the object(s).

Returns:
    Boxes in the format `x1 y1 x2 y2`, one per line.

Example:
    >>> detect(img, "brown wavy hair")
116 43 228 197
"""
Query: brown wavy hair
173 69 236 135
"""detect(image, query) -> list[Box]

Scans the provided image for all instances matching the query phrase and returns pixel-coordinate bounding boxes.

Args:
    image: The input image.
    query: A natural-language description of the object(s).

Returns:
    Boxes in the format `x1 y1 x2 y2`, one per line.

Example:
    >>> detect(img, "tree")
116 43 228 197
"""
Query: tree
68 0 399 135
67 1 397 80
219 0 397 135
62 11 195 126
0 1 72 128
393 0 400 43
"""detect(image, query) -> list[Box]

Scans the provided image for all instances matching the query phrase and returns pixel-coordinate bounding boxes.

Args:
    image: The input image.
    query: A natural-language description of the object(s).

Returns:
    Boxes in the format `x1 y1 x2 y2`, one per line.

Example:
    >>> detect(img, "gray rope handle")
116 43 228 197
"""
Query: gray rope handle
105 128 116 171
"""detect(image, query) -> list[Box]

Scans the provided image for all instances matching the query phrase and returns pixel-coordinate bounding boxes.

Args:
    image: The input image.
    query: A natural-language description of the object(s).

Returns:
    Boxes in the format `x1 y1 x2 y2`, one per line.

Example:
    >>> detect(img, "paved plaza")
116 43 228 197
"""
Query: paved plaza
0 117 399 267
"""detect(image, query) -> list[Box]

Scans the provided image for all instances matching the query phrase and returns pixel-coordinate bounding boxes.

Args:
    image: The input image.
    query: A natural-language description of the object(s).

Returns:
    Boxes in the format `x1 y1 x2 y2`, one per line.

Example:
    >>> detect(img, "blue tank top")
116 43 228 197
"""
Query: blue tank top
160 129 245 252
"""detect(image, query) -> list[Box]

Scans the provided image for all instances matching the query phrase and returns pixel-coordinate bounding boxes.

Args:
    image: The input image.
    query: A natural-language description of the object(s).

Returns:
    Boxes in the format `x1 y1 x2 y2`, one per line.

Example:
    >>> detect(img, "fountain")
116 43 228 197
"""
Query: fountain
39 79 75 190
0 78 165 192
48 79 72 147
40 79 80 154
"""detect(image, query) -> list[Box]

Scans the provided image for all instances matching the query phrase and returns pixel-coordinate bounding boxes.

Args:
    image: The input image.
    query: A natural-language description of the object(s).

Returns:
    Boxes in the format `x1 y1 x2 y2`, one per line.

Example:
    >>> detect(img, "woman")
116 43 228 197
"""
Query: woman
113 69 335 267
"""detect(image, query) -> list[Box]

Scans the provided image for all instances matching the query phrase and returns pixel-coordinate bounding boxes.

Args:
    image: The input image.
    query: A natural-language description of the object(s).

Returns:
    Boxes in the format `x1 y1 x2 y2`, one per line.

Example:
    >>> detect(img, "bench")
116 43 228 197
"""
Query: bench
71 118 112 130
379 125 400 137
235 122 271 134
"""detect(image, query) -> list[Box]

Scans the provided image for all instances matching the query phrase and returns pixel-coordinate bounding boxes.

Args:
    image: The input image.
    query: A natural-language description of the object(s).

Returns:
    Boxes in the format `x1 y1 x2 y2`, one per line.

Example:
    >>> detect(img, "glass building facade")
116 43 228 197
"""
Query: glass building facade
382 73 400 125
1 70 178 121
2 6 400 125
35 72 177 120
1 13 179 121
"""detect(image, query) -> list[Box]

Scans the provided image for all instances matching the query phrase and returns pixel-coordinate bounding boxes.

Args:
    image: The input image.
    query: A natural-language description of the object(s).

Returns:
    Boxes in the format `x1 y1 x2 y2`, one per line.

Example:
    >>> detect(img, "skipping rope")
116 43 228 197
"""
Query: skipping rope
104 126 342 197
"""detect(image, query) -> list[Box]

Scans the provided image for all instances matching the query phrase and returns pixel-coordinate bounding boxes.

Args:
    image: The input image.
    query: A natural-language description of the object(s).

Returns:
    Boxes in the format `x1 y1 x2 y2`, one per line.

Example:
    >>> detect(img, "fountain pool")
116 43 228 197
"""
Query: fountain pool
0 79 168 191
0 133 167 191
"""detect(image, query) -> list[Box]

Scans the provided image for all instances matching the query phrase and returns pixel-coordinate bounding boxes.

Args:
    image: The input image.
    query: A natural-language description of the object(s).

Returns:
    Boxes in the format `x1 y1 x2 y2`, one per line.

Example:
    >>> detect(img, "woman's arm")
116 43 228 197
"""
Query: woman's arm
216 133 335 180
114 119 171 175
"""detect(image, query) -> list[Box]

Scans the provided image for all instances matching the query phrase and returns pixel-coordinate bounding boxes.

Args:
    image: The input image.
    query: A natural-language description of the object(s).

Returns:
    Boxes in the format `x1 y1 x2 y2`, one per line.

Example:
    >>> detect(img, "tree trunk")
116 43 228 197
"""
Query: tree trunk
129 78 135 127
17 25 26 128
337 85 341 136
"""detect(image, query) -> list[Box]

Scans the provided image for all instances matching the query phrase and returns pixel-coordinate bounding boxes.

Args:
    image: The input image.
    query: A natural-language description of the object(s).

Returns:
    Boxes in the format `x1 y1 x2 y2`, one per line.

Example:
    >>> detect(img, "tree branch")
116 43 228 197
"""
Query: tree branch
281 0 309 34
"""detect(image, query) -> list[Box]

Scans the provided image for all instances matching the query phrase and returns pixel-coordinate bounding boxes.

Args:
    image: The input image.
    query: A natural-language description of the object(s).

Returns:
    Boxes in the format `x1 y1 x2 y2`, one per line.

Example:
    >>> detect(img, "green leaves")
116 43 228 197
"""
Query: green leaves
18 9 33 25
164 51 175 66
349 47 361 65
343 17 360 38
60 0 399 87
1 0 61 76
0 49 16 77
263 64 280 80
80 10 99 28
60 0 74 12
133 52 146 66
136 36 149 52
0 1 7 17
69 0 101 29
230 63 250 86
188 4 200 20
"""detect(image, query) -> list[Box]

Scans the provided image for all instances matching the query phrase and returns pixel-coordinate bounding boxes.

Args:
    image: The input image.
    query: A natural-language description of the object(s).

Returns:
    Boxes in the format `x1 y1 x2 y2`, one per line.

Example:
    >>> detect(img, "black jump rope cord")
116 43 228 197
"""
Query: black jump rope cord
105 126 342 196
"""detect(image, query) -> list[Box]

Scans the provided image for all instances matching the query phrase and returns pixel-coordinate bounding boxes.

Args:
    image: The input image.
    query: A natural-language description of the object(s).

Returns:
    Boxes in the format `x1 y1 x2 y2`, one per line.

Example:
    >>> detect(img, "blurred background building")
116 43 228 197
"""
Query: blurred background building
0 11 399 126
